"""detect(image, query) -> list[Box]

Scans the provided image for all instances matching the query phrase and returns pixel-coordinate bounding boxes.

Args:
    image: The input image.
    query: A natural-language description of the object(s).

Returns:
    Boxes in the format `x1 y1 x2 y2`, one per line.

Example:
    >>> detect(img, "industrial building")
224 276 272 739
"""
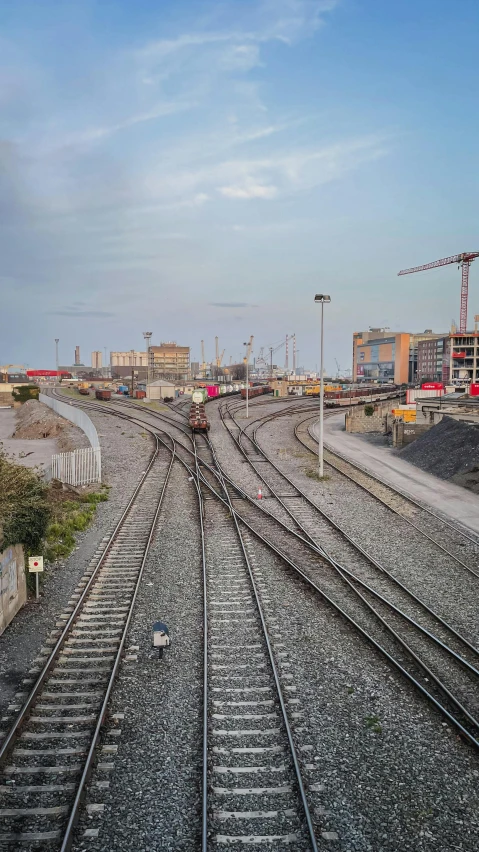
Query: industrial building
91 351 103 369
150 342 190 381
110 351 148 367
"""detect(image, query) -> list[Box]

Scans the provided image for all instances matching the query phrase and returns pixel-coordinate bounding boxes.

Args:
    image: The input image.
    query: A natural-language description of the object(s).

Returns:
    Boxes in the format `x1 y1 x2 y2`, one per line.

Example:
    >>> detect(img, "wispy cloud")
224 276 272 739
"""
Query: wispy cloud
209 302 259 308
51 309 115 318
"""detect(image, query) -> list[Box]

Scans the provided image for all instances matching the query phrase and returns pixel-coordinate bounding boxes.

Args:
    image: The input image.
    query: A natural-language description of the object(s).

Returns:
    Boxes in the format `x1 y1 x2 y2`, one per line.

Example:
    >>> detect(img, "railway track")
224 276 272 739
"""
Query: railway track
192 433 318 850
292 412 479 578
0 431 173 850
94 394 479 750
215 399 479 748
22 391 477 846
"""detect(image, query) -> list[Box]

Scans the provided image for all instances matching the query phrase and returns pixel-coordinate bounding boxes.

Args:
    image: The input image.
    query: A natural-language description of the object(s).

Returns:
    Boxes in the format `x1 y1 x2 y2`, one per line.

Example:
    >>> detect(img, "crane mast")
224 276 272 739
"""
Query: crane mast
398 251 479 333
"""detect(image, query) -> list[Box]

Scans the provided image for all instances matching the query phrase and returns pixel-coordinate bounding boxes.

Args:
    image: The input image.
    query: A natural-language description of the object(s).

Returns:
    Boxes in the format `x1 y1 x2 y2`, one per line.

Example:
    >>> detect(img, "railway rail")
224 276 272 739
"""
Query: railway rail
0 429 173 850
293 412 479 578
13 389 476 847
74 393 479 751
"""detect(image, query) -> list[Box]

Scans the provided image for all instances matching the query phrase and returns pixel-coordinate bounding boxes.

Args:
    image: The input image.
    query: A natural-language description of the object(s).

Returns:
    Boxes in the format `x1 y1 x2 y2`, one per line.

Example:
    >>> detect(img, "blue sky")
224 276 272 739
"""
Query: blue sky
1 0 478 372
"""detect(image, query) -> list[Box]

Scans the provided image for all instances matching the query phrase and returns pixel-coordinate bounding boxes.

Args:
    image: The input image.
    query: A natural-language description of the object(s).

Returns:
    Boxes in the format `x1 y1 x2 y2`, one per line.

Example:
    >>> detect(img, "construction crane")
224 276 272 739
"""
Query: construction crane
334 358 341 378
398 251 479 333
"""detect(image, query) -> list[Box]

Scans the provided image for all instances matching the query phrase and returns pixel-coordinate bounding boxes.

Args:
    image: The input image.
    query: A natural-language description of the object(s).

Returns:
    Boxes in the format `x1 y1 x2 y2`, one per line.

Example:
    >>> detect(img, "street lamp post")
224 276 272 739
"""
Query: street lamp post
243 347 249 418
314 294 331 478
55 339 59 375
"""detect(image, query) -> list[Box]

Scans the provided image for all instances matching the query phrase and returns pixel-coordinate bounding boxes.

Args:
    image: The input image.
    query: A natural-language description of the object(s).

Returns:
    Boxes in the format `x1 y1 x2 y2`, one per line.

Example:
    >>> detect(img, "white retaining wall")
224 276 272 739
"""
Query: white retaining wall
40 392 102 484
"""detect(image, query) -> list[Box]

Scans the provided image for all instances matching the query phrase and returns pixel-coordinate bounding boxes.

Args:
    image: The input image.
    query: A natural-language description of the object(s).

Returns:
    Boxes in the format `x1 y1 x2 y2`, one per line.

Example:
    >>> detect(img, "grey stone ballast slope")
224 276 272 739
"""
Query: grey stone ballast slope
401 416 479 490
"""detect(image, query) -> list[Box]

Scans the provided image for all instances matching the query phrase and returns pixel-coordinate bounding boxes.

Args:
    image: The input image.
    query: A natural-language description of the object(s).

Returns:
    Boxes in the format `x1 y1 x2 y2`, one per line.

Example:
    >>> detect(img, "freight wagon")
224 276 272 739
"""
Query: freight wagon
189 403 210 432
78 388 90 396
240 386 272 400
95 389 111 401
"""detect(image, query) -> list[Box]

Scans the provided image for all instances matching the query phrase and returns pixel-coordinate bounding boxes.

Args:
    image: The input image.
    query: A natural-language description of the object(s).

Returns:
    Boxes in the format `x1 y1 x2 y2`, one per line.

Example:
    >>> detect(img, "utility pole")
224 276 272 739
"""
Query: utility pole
285 334 289 372
314 295 331 478
292 334 296 375
54 339 59 375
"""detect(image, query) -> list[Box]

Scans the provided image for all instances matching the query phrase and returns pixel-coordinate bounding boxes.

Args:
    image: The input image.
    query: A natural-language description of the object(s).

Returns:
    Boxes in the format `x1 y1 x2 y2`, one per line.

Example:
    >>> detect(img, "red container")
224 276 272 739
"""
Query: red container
206 385 220 398
134 390 146 399
470 384 479 396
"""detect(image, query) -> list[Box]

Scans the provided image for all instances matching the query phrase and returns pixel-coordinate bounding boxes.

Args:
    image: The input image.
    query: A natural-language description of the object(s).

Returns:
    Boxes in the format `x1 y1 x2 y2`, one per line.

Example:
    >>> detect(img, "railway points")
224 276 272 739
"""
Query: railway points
1 388 478 851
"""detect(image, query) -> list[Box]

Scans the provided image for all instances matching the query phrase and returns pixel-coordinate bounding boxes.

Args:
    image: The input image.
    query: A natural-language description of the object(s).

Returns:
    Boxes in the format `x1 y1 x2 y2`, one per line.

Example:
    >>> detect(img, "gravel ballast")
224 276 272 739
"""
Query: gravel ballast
0 410 153 719
74 458 203 852
401 416 479 492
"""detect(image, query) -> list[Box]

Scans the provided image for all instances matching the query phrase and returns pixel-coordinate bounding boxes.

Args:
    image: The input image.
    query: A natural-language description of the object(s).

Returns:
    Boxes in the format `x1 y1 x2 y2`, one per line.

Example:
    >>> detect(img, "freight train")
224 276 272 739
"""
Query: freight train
189 403 210 433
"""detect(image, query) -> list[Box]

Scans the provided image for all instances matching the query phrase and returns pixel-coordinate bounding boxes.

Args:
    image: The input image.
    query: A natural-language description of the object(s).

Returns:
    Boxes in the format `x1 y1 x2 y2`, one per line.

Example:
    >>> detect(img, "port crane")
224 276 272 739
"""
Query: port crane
398 251 479 333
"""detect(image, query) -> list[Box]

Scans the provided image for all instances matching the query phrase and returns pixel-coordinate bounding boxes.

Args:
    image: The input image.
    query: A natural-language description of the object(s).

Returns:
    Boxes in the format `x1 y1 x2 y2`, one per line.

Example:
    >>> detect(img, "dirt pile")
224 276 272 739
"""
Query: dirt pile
401 416 479 493
13 401 89 452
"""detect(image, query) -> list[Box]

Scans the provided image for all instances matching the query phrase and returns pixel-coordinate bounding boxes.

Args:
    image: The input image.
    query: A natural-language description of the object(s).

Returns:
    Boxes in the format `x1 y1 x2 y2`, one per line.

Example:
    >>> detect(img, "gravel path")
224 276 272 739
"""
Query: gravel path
0 411 153 718
74 458 203 852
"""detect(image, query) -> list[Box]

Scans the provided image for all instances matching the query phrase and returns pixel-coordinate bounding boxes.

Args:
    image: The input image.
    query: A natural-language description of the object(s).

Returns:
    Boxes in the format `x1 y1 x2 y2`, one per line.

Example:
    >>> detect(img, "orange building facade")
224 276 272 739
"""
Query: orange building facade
353 330 410 384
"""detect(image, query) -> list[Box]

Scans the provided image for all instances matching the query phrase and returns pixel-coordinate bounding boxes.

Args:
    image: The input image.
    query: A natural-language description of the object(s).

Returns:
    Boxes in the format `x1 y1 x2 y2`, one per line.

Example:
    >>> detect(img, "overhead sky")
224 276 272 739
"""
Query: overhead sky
2 0 479 373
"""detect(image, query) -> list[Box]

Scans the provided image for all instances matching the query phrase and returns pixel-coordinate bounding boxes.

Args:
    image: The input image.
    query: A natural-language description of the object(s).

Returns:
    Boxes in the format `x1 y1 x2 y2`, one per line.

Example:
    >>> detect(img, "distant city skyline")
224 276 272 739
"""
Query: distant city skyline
2 0 478 371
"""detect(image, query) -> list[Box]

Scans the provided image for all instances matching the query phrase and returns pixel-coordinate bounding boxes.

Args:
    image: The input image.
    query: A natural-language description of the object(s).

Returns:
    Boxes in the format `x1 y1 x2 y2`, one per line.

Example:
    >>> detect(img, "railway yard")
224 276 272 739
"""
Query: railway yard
0 391 478 851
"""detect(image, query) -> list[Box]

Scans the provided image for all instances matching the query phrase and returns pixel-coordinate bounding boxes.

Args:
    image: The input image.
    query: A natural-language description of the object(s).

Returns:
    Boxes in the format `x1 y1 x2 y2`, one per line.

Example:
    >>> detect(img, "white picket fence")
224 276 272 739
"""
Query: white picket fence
51 447 101 486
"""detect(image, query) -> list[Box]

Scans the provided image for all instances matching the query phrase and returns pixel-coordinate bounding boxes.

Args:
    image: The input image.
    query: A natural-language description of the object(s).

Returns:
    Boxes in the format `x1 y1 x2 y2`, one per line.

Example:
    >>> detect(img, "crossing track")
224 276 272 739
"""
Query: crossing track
0 428 174 850
216 398 479 749
57 392 479 750
191 431 319 850
50 392 320 848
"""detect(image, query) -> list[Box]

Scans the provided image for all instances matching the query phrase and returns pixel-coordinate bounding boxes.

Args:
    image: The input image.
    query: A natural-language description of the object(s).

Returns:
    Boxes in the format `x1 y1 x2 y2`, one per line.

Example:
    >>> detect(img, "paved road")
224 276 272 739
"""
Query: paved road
0 409 57 470
311 412 479 535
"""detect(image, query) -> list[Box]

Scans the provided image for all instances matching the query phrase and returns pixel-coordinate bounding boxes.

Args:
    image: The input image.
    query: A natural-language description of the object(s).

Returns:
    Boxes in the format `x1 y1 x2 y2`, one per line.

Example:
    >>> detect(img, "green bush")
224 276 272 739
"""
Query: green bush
0 452 51 552
12 385 40 403
364 404 375 417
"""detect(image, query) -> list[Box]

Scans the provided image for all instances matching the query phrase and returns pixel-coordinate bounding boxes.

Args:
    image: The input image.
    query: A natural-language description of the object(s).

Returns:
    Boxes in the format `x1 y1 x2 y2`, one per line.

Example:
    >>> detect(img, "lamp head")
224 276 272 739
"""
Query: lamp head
314 294 331 303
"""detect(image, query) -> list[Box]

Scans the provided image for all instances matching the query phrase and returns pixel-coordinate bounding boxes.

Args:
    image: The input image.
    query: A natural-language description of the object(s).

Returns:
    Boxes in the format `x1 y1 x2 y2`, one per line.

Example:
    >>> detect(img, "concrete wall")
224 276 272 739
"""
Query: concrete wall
393 421 431 448
0 544 26 636
345 412 387 433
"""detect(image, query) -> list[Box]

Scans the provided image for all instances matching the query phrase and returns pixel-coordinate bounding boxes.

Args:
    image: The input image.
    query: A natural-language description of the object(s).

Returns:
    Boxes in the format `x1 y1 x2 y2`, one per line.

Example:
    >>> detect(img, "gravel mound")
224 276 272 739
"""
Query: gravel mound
13 399 89 451
401 416 479 491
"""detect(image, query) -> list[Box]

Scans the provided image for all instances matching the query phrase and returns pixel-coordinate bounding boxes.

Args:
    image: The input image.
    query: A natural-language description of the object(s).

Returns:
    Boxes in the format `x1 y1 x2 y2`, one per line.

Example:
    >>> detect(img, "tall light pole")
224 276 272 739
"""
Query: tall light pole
55 339 59 375
314 294 331 478
143 332 152 393
243 344 249 419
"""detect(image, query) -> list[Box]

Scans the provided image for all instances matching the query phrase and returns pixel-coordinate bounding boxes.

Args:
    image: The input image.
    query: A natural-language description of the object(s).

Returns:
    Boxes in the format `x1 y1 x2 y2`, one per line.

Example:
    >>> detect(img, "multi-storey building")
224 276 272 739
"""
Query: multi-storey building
417 337 450 383
449 331 479 385
408 330 447 383
352 329 410 384
91 351 102 369
150 342 190 381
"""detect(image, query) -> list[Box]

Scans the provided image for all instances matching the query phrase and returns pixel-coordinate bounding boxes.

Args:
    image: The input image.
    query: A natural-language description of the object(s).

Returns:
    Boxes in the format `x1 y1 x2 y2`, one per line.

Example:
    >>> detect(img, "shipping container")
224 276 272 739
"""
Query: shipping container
206 385 220 398
134 390 146 399
192 389 208 404
470 384 479 396
406 388 445 404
